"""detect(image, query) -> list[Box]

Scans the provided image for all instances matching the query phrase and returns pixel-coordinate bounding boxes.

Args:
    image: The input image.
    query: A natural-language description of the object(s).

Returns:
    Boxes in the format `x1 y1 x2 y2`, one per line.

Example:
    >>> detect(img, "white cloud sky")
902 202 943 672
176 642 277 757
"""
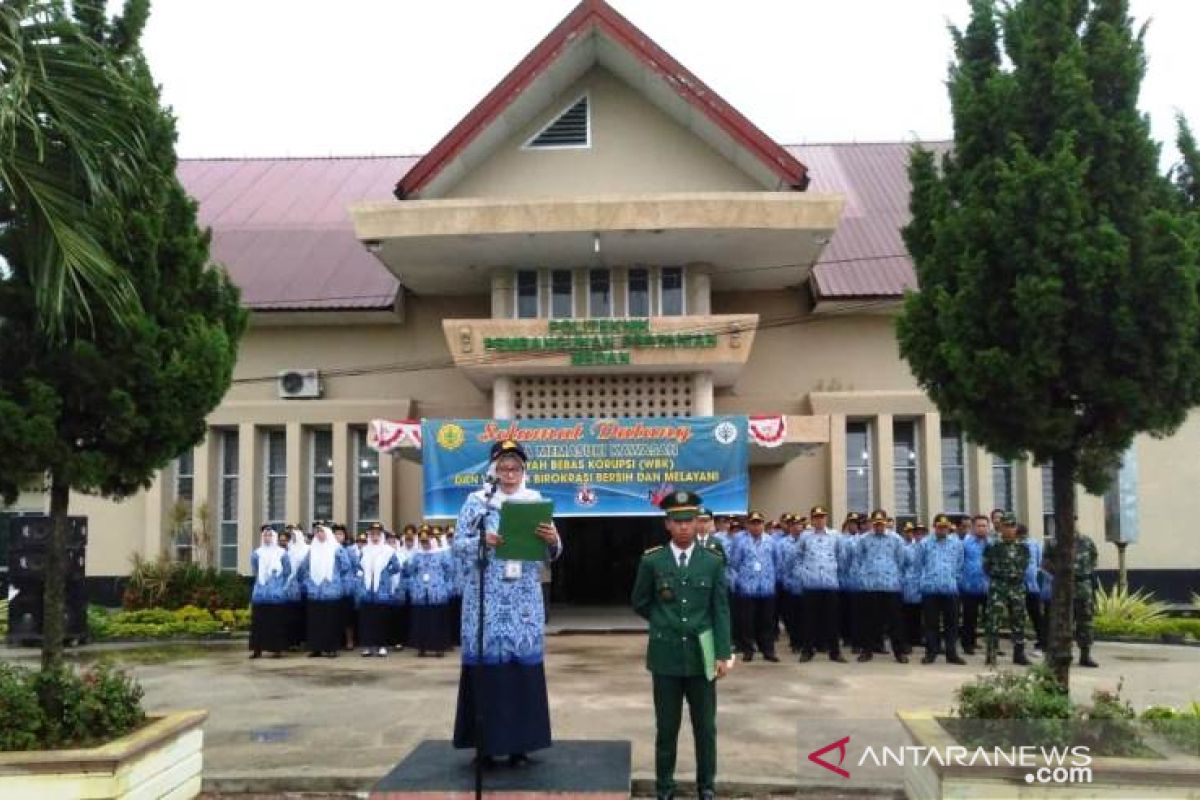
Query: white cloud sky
140 0 1200 167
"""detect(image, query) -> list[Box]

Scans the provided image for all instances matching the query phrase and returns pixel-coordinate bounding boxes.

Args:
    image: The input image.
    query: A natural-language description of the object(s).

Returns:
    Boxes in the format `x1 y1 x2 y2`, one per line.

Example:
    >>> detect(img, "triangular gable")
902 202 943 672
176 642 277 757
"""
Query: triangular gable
396 0 809 199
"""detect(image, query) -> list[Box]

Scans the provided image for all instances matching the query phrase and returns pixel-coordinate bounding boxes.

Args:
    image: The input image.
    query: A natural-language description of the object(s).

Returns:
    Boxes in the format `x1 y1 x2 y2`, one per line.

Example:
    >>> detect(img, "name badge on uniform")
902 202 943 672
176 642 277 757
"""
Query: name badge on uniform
422 573 430 583
753 561 762 573
503 560 522 580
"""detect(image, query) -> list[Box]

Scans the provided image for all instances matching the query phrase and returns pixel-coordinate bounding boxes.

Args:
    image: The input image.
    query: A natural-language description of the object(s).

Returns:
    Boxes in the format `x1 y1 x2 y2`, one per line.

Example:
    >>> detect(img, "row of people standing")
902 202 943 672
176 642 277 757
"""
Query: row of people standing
249 521 465 659
698 505 1098 668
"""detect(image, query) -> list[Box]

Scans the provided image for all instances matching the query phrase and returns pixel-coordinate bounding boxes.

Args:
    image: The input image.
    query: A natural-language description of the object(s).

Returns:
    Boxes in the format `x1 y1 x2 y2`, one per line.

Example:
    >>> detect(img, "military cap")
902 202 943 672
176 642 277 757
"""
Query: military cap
367 521 383 530
747 510 765 523
1001 512 1018 525
780 512 794 523
418 523 432 534
697 507 713 519
915 521 929 532
933 513 953 528
810 505 829 518
660 490 702 520
490 439 528 463
796 516 808 526
870 509 888 524
902 521 915 533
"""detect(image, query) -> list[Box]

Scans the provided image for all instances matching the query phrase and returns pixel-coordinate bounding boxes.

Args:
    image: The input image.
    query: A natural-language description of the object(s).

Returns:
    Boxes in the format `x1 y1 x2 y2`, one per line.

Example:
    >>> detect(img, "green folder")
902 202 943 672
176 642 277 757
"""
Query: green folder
496 500 555 561
699 628 716 682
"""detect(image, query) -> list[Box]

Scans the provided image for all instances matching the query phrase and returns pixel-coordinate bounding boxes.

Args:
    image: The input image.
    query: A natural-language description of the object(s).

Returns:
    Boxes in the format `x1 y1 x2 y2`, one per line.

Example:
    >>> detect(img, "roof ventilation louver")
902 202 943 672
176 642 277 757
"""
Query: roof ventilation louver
525 95 589 149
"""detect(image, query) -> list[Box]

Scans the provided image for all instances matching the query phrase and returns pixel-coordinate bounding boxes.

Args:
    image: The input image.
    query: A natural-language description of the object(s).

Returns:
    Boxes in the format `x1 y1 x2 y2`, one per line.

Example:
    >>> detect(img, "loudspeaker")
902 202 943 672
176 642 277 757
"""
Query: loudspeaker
8 547 86 580
5 577 88 646
7 515 88 551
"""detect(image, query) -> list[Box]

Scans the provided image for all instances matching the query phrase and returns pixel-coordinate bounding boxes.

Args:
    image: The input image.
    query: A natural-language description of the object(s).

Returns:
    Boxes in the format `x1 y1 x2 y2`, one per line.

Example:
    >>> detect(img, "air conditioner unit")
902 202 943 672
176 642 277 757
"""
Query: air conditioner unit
277 369 322 399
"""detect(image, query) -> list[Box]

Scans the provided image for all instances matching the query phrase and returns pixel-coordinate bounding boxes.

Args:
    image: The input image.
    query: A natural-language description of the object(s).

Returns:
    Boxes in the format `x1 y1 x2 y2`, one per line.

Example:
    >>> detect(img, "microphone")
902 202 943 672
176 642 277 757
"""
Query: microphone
485 474 499 487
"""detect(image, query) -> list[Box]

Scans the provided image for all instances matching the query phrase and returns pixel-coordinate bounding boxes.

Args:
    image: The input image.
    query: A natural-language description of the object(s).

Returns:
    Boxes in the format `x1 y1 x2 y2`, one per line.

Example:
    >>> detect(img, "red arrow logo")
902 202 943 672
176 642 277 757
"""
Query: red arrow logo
808 736 851 779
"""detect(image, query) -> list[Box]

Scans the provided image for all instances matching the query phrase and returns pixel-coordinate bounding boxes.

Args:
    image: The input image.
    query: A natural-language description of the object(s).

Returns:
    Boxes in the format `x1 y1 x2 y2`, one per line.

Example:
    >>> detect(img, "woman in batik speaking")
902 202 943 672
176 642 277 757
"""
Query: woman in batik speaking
451 439 562 768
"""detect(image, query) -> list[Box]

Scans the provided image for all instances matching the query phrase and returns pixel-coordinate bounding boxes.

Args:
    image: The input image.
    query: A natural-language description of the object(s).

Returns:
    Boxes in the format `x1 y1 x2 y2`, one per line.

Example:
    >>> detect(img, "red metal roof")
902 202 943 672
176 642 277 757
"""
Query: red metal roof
395 0 809 199
792 141 951 299
177 142 943 310
178 157 415 310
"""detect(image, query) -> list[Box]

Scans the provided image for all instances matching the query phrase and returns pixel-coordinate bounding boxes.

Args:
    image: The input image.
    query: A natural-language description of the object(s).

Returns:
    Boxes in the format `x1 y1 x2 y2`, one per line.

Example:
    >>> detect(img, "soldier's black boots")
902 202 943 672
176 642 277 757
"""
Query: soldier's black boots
984 647 997 666
856 651 873 662
699 790 716 800
1079 648 1100 668
798 650 814 663
921 652 937 664
946 653 966 665
1012 645 1030 666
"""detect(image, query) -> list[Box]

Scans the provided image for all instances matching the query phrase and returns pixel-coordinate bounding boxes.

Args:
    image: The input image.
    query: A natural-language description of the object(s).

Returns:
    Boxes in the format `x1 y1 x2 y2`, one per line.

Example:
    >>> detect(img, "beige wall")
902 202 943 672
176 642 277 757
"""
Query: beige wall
439 67 762 199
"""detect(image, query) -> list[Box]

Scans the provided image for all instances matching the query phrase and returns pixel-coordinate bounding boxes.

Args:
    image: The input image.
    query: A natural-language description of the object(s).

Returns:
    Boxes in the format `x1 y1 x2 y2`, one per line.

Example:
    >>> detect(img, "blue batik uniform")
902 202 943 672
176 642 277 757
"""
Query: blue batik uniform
298 548 351 600
296 542 352 654
901 542 923 605
356 551 403 604
452 487 562 758
249 546 292 655
250 549 292 604
959 534 990 652
776 534 805 651
855 533 904 593
729 534 777 598
406 548 454 606
795 531 840 591
342 545 362 603
1022 538 1042 594
918 535 963 595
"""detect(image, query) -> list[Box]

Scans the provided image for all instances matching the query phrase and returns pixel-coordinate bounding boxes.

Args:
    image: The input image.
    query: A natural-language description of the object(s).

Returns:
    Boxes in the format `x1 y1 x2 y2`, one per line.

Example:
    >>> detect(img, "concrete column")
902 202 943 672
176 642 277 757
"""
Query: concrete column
237 423 258 574
829 414 847 519
691 372 714 416
689 268 712 316
1019 460 1041 529
332 422 351 527
142 472 166 561
191 432 213 566
920 412 942 520
968 444 992 517
285 422 303 527
491 270 511 318
379 450 396 532
611 267 628 317
874 414 895 514
494 376 514 419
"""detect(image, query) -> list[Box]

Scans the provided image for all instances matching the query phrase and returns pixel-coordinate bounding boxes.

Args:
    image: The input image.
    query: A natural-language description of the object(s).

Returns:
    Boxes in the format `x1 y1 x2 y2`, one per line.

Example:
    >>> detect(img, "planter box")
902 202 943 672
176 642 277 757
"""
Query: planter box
0 710 207 800
898 711 1200 799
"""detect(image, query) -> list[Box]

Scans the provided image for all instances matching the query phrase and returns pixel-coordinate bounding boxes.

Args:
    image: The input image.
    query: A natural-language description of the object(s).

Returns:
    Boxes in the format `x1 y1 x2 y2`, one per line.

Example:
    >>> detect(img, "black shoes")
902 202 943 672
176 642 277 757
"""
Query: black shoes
798 651 814 663
763 653 780 663
921 652 937 664
856 651 873 663
1013 645 1030 666
508 753 531 767
742 651 754 663
250 650 262 659
947 654 966 665
1079 648 1100 668
895 654 909 664
830 652 848 663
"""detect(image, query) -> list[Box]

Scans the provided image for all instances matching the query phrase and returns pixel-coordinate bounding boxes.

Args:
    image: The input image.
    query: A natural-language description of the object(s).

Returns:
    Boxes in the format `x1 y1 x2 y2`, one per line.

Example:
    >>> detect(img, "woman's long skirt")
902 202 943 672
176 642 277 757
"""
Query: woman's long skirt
306 599 343 653
286 599 305 648
357 602 391 648
452 662 552 757
249 602 290 653
410 603 449 653
340 596 357 643
393 603 411 647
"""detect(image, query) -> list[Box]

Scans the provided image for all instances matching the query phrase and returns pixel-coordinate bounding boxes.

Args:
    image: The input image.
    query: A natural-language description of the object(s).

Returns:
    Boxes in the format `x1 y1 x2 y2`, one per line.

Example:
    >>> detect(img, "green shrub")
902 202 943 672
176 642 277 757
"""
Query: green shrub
123 555 249 611
1 664 144 751
1140 703 1200 755
90 604 249 640
1094 617 1200 641
1094 584 1170 626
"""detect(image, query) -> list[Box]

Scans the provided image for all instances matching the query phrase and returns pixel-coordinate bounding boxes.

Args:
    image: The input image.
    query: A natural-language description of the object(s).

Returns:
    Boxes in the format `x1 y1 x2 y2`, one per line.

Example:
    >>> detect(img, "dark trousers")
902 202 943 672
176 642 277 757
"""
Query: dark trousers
838 589 856 648
862 591 905 656
653 673 717 794
923 594 960 658
960 593 986 651
780 591 804 650
1026 592 1045 648
903 602 923 651
727 589 740 647
734 594 777 657
802 589 841 657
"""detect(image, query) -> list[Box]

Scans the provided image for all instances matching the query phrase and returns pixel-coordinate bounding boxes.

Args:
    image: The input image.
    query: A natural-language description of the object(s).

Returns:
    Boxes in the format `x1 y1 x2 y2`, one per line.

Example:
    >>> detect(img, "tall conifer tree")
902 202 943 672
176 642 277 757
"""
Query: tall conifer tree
900 0 1200 688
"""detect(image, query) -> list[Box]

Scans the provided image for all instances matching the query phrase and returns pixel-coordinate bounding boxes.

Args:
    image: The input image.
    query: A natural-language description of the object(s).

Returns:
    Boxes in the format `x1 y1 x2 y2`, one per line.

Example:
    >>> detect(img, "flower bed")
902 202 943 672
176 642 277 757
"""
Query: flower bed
88 605 250 641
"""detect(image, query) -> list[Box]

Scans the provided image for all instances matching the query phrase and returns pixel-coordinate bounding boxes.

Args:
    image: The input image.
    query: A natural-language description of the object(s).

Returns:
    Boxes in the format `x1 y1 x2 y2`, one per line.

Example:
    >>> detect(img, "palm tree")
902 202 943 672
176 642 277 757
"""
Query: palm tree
0 0 146 338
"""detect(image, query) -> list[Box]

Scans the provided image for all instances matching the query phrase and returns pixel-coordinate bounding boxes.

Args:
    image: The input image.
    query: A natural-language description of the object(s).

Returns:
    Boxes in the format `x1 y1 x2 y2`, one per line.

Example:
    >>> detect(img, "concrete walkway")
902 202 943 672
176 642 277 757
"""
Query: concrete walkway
6 635 1195 795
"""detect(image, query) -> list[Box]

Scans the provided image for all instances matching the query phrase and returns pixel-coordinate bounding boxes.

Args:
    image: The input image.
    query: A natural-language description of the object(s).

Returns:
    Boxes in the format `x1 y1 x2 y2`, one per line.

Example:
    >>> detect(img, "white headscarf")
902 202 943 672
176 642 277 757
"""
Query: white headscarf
469 457 541 510
360 534 392 592
307 526 340 585
255 530 285 586
287 529 309 575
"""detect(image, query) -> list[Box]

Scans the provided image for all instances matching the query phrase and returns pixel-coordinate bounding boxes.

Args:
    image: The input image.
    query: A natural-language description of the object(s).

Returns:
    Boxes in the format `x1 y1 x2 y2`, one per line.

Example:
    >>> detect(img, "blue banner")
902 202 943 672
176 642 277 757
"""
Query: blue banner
421 417 749 519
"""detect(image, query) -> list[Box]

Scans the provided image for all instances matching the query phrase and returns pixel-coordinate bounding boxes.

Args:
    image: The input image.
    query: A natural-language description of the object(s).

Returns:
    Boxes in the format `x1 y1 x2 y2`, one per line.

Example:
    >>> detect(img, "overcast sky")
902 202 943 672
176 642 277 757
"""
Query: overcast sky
140 0 1200 167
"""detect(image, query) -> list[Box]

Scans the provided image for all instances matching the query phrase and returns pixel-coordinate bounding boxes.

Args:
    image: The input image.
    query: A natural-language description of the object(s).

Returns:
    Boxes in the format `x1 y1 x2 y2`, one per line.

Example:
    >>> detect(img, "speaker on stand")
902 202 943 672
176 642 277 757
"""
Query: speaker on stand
5 515 89 647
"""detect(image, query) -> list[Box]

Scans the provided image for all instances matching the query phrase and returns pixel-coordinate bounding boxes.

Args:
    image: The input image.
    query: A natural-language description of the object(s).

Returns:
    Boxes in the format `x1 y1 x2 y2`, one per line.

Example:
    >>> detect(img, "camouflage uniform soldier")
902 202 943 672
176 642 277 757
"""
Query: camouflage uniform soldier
982 513 1030 666
1071 534 1100 667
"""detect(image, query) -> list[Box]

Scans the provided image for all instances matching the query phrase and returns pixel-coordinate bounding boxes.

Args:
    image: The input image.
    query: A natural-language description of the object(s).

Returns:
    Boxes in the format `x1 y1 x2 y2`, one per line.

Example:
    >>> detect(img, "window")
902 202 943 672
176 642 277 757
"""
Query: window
515 269 538 319
218 430 239 571
353 428 380 533
627 267 650 317
893 419 920 520
263 429 286 531
550 269 573 318
1041 463 1056 537
940 420 968 515
588 269 611 317
846 420 873 514
173 449 194 562
660 267 684 316
524 94 590 149
992 455 1015 515
310 429 334 525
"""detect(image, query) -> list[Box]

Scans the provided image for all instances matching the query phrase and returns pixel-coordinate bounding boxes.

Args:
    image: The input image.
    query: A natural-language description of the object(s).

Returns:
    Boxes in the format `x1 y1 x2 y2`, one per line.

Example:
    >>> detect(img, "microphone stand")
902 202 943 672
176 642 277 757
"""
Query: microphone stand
474 477 500 800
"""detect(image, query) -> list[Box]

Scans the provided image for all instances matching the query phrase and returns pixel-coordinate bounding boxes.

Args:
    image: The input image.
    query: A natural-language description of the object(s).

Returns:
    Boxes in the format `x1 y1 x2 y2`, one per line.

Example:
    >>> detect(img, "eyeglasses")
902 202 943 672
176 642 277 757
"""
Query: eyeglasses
495 465 524 473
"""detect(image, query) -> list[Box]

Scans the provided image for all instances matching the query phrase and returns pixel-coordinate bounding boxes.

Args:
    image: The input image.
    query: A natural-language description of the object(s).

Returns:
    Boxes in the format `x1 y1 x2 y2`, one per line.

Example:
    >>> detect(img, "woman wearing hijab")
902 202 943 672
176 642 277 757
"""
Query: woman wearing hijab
355 524 402 656
283 526 309 649
335 522 359 651
297 524 351 657
452 439 562 768
250 527 291 659
406 525 454 657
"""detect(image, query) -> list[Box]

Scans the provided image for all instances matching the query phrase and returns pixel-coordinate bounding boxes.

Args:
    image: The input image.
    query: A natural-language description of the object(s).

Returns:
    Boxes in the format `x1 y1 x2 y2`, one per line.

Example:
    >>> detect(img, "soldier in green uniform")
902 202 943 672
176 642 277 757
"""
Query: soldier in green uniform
982 513 1031 666
1044 531 1100 667
632 490 733 800
694 507 726 559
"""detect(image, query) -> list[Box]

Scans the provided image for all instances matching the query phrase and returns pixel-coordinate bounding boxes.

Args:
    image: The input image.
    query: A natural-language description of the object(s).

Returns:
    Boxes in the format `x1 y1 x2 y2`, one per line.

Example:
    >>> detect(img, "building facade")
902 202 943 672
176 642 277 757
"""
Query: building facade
5 0 1197 602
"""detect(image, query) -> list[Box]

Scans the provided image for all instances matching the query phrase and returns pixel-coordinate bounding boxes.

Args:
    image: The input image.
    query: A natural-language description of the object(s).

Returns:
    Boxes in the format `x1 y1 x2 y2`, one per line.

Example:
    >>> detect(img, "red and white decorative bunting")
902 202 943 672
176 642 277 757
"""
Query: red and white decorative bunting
368 419 422 453
748 415 787 448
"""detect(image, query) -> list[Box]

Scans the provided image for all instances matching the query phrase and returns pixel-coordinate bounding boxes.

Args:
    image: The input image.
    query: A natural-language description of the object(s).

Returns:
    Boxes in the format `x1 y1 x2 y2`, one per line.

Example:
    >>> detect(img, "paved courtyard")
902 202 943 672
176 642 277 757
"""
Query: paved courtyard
4 635 1199 794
